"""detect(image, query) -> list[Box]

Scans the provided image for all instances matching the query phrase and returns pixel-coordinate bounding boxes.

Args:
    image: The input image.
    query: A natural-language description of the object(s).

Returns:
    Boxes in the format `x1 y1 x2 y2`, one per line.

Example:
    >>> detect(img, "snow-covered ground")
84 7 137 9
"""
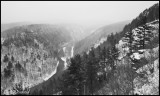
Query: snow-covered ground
61 56 67 70
116 20 159 95
86 37 107 55
117 20 159 61
94 37 107 48
71 46 74 58
134 58 159 95
1 37 5 44
116 39 129 60
63 47 66 55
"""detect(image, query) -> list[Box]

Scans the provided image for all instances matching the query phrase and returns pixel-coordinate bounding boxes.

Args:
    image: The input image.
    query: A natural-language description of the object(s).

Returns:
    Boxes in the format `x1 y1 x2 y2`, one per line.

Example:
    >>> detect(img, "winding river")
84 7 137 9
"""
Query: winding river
29 45 74 94
44 45 74 81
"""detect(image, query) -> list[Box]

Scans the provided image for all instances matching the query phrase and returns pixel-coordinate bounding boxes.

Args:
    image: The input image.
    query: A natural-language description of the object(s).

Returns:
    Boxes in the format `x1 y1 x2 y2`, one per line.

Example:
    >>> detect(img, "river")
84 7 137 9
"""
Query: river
43 46 74 81
43 61 59 81
29 45 74 95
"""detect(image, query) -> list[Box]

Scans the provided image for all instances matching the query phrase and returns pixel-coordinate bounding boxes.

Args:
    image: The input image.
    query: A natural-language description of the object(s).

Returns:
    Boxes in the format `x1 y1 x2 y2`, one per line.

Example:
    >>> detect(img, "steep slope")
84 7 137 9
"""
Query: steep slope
1 2 159 95
74 20 130 55
54 3 159 95
95 3 159 95
29 3 159 95
1 22 101 95
120 3 159 37
95 3 159 55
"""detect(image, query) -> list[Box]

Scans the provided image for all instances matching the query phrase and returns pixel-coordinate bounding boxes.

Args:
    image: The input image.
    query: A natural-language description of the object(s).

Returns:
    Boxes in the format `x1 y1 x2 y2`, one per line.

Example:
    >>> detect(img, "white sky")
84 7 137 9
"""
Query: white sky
1 1 159 25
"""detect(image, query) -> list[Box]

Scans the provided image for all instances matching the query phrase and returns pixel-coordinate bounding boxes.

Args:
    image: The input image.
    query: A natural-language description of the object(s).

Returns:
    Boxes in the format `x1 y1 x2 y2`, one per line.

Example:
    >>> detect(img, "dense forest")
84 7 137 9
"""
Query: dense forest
1 2 159 95
28 3 159 95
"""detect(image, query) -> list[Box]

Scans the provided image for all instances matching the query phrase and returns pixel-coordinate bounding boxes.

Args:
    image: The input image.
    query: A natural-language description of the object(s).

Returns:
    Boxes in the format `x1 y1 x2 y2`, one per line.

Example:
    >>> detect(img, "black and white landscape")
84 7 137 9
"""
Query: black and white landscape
1 1 159 95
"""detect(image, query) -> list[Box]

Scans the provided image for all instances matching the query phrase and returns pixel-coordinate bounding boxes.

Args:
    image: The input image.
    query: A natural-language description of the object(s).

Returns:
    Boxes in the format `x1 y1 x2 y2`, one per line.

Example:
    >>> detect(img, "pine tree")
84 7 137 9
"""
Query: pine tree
15 61 22 72
74 54 84 95
99 47 107 80
11 55 14 62
125 24 153 94
3 54 9 63
86 47 99 95
111 45 119 70
123 28 135 95
7 61 13 69
59 54 86 95
81 52 88 95
124 28 134 56
106 47 111 62
110 33 115 46
97 46 102 60
4 68 11 78
59 71 73 95
39 89 43 95
134 24 154 72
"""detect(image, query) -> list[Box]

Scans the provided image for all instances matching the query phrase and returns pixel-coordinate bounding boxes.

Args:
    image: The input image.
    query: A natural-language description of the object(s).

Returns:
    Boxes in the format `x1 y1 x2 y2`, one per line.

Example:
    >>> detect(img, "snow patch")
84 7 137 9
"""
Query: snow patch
63 47 66 54
134 58 159 95
131 53 141 59
71 46 74 58
94 37 107 48
1 38 5 44
61 57 67 70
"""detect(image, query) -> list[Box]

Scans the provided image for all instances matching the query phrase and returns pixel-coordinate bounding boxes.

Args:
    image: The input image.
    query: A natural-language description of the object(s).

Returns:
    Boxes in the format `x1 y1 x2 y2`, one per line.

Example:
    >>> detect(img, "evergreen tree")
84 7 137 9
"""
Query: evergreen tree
11 55 14 62
135 24 153 50
4 68 12 78
60 54 85 95
7 61 13 69
60 70 75 95
106 47 111 62
86 47 99 95
110 33 115 46
15 61 22 72
111 45 119 70
73 54 84 95
133 24 154 72
3 54 9 63
39 89 43 95
101 47 107 80
124 28 134 56
97 46 102 60
81 52 88 95
123 28 135 95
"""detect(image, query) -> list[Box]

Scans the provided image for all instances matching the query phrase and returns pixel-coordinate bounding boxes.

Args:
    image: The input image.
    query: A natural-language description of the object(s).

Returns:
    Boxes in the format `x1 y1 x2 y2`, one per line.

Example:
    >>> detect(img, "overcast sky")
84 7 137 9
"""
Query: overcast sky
1 1 159 25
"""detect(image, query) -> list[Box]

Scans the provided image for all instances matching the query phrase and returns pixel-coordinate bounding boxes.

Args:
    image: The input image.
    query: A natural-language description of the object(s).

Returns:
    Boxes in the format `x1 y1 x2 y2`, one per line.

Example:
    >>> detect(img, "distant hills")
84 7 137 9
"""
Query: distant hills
1 22 32 32
1 2 159 95
74 20 131 55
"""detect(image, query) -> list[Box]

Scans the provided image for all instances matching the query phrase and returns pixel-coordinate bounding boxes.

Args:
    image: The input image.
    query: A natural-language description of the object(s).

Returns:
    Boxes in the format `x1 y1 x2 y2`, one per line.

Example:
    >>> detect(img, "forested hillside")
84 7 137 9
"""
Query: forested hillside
74 20 130 55
1 2 159 95
1 24 76 95
52 3 159 95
